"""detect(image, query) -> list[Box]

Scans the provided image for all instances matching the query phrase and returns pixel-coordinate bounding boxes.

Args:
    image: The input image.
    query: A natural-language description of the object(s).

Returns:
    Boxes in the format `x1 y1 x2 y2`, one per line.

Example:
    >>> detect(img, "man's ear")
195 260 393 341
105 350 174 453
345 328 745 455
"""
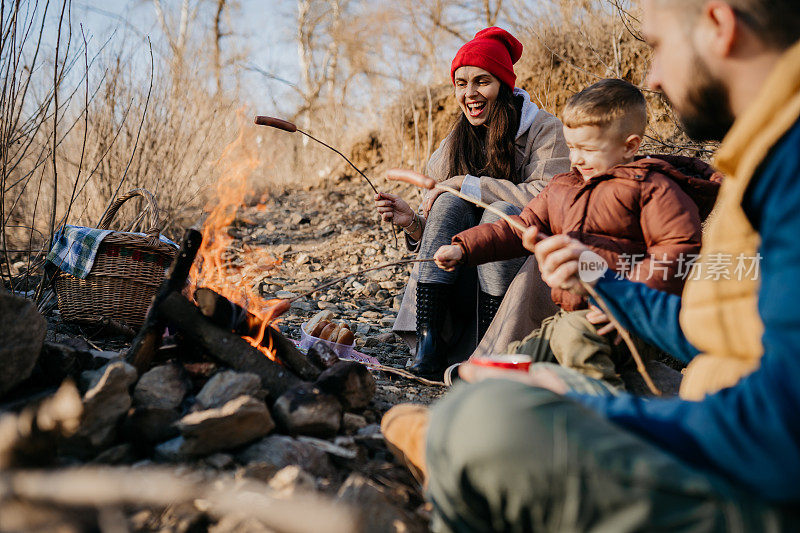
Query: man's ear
624 134 642 157
698 1 738 58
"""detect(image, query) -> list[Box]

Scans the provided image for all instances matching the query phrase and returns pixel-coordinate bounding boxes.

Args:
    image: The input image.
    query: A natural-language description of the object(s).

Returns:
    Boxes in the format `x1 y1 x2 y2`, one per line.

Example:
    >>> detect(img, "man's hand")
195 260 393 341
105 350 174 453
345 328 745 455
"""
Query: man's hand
422 176 465 217
459 362 569 395
434 244 464 271
532 230 594 296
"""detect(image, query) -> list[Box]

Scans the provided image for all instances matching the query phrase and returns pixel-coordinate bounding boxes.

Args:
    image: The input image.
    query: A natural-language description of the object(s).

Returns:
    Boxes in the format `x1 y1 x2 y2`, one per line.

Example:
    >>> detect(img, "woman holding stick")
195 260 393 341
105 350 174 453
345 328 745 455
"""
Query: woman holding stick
376 27 570 379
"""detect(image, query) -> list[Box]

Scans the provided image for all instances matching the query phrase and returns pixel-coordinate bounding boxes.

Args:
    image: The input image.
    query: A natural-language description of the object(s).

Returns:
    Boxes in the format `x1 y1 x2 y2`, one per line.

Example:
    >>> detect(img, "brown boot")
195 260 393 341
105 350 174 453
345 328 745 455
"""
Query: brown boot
381 404 430 485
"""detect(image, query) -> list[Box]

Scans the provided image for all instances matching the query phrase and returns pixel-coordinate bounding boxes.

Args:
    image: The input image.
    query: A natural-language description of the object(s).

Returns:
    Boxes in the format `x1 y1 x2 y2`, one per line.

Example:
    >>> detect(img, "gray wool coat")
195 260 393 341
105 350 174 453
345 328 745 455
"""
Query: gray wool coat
392 95 570 363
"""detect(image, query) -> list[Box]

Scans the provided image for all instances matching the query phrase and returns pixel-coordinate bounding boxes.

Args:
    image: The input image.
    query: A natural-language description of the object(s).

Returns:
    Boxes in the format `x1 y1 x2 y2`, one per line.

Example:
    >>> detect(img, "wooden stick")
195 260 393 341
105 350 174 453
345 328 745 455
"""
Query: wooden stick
194 287 320 381
363 362 446 387
127 229 203 373
436 184 528 233
285 258 435 305
157 292 303 397
0 466 357 533
386 169 660 395
581 282 660 395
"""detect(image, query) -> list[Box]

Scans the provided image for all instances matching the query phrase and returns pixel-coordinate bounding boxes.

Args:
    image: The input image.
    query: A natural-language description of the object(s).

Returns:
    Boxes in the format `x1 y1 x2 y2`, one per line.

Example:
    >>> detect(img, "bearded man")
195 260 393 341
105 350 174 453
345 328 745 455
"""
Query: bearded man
382 1 800 530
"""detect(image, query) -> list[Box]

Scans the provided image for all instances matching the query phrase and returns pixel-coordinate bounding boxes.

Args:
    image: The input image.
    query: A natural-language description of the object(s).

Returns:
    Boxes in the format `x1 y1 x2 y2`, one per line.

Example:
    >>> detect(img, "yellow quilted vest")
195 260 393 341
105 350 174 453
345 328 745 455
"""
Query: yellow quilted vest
679 41 800 400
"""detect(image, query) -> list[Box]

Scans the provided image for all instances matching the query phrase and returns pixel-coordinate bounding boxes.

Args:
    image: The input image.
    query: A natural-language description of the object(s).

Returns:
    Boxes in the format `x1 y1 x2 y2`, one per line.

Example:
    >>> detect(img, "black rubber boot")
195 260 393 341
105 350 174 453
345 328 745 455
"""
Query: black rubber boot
409 282 450 379
478 290 504 341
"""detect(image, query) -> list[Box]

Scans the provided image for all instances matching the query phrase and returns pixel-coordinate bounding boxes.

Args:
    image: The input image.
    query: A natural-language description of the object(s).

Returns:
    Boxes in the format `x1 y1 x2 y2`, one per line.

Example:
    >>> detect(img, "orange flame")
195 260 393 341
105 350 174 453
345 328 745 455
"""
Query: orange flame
189 110 282 361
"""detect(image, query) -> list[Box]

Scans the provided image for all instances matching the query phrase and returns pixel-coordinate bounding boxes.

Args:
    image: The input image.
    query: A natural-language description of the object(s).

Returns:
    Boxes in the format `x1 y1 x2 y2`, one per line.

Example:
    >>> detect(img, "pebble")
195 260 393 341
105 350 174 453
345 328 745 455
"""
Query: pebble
364 282 381 296
295 253 311 264
291 301 314 312
379 316 395 327
361 311 381 320
275 290 297 299
317 301 340 312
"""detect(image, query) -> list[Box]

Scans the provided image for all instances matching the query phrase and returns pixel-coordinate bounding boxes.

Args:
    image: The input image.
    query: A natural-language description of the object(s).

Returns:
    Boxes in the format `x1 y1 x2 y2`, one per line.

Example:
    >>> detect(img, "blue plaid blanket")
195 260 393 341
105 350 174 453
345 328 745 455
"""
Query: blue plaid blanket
46 225 176 279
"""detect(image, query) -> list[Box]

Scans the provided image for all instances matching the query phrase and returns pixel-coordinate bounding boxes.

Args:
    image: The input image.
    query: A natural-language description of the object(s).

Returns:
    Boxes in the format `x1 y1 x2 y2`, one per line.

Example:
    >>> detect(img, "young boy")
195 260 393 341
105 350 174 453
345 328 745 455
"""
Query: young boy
434 79 721 388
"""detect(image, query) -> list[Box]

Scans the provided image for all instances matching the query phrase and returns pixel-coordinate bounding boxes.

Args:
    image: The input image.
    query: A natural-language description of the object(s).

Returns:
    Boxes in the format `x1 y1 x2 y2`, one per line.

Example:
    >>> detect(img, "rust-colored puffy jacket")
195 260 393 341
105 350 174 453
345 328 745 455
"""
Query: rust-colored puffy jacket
452 155 723 310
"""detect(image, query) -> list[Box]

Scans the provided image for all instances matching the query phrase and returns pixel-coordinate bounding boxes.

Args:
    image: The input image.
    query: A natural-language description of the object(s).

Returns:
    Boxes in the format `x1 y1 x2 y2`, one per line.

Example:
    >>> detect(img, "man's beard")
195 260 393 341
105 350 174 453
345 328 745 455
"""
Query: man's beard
672 52 735 142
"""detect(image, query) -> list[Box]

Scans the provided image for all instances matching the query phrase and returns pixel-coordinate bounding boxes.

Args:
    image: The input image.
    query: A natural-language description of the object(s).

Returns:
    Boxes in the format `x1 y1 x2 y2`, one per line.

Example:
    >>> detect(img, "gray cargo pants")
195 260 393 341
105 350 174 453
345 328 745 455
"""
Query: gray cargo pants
426 370 799 532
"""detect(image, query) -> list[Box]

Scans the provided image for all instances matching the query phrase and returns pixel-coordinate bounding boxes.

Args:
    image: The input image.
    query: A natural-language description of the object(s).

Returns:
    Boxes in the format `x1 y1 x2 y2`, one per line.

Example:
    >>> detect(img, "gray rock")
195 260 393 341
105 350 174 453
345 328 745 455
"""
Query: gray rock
133 364 188 410
0 291 46 396
204 453 234 470
125 406 180 444
337 473 426 533
76 362 137 448
195 370 263 410
364 282 381 296
236 435 333 477
376 332 397 343
342 413 367 432
236 462 279 482
176 395 274 456
154 437 184 462
273 384 342 438
315 361 376 411
275 290 297 299
290 300 314 312
268 465 316 496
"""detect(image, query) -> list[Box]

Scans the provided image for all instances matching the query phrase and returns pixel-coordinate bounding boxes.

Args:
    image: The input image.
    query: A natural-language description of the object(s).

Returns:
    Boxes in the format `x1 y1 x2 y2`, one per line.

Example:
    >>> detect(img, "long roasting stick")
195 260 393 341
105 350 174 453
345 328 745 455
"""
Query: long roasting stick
254 115 399 248
262 258 435 324
386 168 661 396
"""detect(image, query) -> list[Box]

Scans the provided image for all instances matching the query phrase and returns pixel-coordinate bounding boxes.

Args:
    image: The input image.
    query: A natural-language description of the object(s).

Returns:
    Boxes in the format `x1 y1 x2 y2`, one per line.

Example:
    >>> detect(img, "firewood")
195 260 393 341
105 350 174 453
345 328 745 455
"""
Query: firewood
156 292 302 398
194 287 320 381
314 361 376 411
127 229 203 373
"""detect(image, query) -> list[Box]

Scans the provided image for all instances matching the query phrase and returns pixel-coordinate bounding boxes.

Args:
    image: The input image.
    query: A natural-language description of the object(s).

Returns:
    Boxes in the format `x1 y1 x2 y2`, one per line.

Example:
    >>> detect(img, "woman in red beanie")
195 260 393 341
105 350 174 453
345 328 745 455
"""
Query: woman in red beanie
376 27 570 379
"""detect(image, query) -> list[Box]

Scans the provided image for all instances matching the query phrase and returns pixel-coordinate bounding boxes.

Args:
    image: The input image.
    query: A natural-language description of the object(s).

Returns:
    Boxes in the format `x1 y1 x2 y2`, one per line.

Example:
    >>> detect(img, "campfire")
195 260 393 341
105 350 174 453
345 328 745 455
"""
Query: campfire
0 122 432 532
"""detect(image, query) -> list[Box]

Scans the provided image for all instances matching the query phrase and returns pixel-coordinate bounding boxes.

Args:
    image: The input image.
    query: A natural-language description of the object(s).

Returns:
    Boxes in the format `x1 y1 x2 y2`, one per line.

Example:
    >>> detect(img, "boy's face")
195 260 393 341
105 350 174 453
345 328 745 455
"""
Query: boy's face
563 125 638 180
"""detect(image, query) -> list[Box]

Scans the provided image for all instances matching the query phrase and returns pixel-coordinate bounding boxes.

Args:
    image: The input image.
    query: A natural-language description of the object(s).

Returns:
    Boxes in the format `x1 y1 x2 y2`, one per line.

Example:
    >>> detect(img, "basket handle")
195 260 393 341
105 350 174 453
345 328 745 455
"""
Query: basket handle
98 189 163 239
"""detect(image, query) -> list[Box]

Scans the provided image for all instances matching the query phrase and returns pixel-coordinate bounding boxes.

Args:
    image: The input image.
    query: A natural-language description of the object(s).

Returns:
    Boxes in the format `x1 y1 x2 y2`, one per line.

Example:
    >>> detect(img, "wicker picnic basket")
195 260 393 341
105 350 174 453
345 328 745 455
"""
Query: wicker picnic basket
54 189 177 330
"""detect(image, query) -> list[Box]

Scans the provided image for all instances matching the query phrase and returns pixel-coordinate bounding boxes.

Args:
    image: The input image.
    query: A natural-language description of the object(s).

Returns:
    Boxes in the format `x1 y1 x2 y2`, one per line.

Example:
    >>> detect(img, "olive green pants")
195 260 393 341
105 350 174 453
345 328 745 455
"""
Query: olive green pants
508 310 656 389
426 374 799 532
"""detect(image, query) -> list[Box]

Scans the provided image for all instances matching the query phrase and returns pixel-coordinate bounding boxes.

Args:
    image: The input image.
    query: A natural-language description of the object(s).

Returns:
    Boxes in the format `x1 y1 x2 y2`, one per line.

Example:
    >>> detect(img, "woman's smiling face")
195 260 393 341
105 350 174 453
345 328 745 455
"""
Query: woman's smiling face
454 66 501 126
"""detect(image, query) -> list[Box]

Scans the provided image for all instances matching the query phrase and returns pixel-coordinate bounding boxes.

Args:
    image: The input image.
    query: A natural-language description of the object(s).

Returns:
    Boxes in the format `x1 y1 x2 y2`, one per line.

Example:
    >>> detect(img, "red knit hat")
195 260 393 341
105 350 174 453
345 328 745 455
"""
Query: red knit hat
450 27 523 89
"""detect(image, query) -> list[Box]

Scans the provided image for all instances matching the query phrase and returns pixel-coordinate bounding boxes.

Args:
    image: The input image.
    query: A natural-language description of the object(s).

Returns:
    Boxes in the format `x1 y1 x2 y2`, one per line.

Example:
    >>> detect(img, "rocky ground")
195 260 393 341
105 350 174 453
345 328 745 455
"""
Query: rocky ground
0 177 446 532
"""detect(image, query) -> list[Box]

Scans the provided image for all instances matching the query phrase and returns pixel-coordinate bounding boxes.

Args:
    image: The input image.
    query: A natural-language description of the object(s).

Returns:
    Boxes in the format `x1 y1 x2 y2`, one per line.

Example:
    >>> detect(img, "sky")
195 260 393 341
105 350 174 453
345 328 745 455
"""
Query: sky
69 0 312 112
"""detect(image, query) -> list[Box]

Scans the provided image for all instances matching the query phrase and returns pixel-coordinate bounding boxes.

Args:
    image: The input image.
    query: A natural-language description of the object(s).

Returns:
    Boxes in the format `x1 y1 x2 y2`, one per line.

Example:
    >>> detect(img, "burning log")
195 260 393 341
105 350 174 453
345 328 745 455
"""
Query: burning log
127 229 203 373
194 287 321 381
157 292 302 398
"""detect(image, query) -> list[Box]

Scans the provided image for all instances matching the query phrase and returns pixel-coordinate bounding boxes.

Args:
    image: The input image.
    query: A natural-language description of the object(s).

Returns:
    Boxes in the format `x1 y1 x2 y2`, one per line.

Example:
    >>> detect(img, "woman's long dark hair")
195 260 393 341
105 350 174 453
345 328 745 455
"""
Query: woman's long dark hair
447 83 521 181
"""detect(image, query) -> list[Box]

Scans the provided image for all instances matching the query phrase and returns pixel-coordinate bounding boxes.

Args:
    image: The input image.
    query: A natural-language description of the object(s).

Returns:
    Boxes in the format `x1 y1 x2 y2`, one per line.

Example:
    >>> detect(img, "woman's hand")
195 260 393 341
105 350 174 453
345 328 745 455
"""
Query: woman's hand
433 244 464 271
374 192 414 228
422 176 466 217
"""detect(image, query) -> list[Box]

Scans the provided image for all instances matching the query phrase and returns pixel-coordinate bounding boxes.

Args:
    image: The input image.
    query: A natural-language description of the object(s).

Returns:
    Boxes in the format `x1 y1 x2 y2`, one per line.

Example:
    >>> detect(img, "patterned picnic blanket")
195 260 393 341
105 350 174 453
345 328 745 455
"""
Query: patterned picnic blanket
46 225 177 279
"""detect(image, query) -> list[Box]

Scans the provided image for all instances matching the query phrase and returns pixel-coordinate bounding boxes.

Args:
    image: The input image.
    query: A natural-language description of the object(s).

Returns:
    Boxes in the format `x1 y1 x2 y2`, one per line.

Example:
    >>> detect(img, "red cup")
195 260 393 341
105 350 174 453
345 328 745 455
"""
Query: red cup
469 354 532 372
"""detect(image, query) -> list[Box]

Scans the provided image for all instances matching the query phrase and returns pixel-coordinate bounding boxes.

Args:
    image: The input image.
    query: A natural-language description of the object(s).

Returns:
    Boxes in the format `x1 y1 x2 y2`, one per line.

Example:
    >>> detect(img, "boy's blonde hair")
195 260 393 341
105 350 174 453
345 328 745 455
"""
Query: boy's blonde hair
562 79 647 140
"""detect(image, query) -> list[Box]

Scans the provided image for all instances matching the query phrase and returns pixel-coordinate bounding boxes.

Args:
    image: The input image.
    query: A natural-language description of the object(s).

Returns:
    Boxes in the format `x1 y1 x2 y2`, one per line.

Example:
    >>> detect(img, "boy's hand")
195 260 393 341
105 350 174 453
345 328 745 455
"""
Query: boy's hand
586 304 622 344
434 245 464 271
